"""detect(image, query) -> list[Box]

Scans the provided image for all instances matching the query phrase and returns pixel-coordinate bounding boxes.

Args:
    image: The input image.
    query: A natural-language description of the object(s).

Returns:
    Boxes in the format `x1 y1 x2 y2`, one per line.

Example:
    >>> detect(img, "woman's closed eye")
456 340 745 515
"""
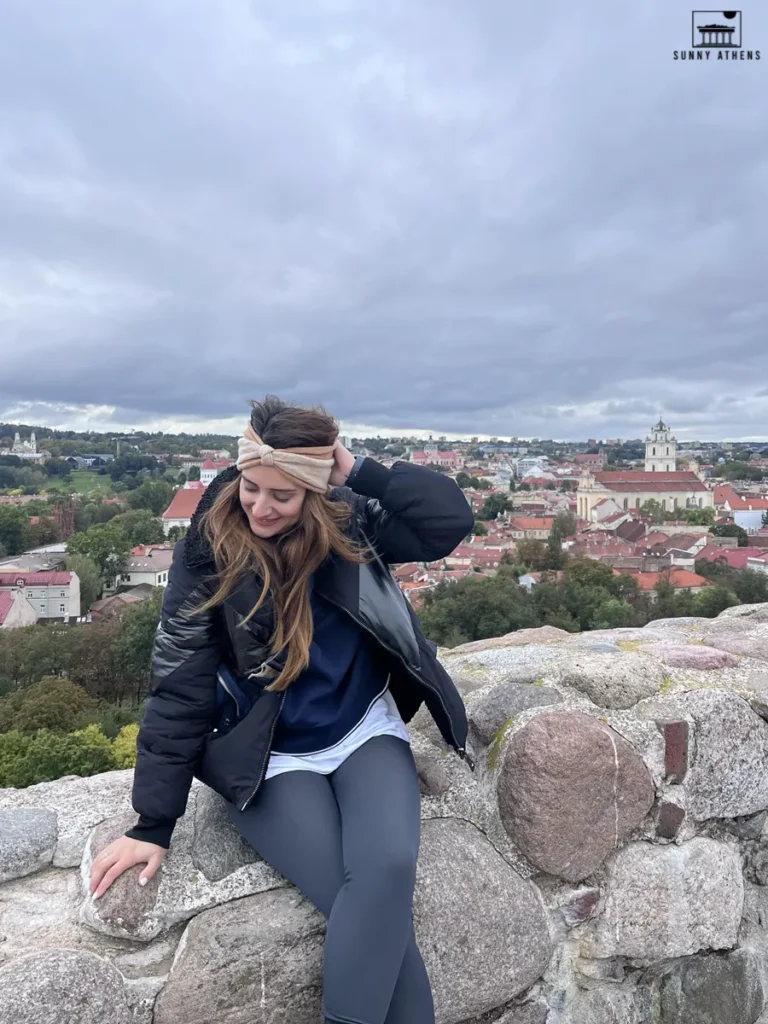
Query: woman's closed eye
243 486 294 504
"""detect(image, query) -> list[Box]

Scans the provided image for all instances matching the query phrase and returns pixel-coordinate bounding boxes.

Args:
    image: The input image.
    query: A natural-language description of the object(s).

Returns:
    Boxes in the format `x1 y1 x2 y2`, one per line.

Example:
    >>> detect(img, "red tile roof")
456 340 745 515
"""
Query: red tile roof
509 517 555 531
0 571 72 586
615 567 712 591
697 546 768 570
594 471 708 493
718 484 768 509
644 532 671 546
201 458 217 470
162 486 206 521
0 591 14 625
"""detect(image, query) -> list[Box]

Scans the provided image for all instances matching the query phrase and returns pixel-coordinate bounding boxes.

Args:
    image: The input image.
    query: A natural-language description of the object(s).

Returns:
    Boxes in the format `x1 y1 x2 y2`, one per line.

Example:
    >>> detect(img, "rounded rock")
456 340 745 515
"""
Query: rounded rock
557 650 665 709
0 807 57 883
0 949 131 1024
497 711 654 881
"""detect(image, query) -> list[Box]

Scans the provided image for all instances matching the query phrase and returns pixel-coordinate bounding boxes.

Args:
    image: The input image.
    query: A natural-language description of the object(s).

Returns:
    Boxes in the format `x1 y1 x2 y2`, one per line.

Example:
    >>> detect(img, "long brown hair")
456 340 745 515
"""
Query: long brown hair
197 395 370 691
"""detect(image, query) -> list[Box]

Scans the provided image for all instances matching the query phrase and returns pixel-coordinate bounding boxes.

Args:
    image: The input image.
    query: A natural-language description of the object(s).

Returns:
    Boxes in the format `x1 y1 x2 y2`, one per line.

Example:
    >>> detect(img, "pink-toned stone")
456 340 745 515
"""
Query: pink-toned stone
497 712 655 882
657 719 689 783
700 631 768 664
657 801 686 840
559 887 601 927
638 642 740 670
449 626 571 655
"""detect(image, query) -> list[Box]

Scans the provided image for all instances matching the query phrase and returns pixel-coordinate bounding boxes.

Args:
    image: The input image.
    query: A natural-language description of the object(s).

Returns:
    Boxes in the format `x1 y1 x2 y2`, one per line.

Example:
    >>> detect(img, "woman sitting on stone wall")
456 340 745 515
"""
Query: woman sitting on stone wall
89 394 474 1024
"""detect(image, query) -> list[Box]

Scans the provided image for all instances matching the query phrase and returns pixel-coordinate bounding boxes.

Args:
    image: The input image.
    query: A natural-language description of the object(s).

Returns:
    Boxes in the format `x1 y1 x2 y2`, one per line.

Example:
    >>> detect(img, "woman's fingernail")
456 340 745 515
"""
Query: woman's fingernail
139 877 148 887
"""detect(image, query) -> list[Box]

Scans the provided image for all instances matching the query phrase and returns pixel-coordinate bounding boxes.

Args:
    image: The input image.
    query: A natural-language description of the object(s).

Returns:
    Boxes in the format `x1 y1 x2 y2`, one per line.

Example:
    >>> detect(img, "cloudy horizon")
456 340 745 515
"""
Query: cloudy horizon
1 2 767 443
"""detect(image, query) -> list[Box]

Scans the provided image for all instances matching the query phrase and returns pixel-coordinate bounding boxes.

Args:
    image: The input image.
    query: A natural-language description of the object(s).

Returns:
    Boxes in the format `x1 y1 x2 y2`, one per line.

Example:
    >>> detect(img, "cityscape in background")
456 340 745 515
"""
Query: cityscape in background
1 415 767 629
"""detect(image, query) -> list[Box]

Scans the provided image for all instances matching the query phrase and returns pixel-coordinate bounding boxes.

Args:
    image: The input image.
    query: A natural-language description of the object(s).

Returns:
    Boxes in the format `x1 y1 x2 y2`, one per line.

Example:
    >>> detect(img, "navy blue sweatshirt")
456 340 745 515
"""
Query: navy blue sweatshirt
270 575 390 755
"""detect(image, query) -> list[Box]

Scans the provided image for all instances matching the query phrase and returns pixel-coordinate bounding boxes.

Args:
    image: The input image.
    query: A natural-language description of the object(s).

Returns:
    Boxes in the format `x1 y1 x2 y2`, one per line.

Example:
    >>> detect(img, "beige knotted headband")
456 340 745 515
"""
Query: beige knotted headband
236 423 335 493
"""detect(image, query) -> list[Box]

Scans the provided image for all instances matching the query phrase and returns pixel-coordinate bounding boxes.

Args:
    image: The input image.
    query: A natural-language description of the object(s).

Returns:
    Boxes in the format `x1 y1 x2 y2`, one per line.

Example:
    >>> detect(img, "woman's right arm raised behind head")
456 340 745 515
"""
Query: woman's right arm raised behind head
124 540 222 850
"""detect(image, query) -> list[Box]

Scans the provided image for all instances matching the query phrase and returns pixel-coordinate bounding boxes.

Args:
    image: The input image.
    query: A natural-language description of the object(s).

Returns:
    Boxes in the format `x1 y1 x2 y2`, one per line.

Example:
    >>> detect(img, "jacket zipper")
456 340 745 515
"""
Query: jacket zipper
239 691 287 812
319 591 474 771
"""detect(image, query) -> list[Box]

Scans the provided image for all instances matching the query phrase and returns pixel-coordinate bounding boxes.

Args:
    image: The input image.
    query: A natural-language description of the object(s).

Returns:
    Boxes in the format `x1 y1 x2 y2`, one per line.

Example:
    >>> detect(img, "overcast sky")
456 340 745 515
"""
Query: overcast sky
1 2 766 442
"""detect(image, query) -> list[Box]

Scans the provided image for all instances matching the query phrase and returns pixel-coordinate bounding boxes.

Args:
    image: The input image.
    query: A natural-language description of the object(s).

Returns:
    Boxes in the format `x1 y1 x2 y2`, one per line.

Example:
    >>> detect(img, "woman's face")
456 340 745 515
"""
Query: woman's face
239 466 307 538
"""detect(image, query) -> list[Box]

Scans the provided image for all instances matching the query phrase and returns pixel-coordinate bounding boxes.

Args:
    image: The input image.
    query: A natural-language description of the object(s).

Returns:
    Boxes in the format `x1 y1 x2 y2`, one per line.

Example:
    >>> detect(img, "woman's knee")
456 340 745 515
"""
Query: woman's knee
362 837 418 891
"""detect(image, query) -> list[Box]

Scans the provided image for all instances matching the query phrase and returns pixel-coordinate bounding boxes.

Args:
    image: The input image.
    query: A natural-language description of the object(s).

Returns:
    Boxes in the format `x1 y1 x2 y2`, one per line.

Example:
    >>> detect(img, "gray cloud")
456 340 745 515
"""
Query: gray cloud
1 0 767 440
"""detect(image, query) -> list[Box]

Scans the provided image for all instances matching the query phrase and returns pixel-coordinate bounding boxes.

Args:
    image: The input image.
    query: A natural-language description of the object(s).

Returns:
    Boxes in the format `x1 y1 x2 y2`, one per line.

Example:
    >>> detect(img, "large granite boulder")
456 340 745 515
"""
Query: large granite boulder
0 949 132 1024
497 711 655 880
637 642 740 670
636 689 768 820
414 819 553 1022
0 770 134 867
466 680 563 747
556 650 665 708
649 948 765 1024
718 603 768 622
0 807 57 883
583 839 743 960
153 889 325 1024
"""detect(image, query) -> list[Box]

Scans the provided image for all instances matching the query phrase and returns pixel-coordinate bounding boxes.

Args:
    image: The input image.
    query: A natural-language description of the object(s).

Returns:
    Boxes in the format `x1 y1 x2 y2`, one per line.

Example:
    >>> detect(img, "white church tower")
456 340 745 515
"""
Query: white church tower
645 418 677 472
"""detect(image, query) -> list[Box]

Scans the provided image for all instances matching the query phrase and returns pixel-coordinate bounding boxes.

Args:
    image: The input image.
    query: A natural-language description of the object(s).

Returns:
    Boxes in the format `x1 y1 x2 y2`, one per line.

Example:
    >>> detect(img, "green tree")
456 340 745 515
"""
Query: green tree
125 480 174 516
112 723 140 768
110 508 165 545
732 570 768 605
23 516 59 548
187 465 201 481
763 511 768 528
418 575 538 647
651 577 681 619
515 539 549 572
564 557 617 592
0 726 116 787
108 454 158 481
67 521 130 582
473 522 488 536
670 507 716 526
693 585 739 617
0 506 27 556
0 677 101 734
545 531 567 571
65 553 102 614
477 494 509 521
455 472 474 490
551 511 577 540
710 524 749 547
111 589 164 701
640 500 666 525
592 598 634 630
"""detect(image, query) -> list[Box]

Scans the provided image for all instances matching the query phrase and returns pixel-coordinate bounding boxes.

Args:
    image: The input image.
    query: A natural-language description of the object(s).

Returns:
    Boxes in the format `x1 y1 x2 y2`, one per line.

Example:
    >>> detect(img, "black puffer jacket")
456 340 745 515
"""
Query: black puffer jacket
125 457 475 848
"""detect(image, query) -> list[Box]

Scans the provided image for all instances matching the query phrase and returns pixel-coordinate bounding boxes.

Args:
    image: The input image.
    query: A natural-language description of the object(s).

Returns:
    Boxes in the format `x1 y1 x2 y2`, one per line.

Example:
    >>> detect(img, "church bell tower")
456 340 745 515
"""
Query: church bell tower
645 418 676 472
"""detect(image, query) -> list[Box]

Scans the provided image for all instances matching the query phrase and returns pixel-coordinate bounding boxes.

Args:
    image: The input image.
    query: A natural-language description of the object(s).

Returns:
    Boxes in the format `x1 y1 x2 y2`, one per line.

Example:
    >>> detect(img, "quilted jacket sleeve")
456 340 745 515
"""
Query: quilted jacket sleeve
340 457 475 565
124 541 222 849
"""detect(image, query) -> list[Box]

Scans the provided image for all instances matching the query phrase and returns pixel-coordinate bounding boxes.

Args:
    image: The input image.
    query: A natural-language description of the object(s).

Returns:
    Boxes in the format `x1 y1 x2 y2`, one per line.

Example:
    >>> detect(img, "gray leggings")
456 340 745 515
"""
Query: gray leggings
226 734 435 1024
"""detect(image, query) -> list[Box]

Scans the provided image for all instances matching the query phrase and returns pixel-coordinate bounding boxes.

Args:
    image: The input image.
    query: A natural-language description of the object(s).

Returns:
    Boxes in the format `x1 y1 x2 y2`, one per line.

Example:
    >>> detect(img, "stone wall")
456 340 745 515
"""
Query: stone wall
2 604 768 1023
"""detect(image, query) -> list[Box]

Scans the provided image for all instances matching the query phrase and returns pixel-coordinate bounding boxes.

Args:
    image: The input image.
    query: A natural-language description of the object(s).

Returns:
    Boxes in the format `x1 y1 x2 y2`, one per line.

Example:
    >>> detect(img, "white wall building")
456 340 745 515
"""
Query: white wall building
116 548 174 589
0 571 81 621
0 431 48 463
0 589 37 629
